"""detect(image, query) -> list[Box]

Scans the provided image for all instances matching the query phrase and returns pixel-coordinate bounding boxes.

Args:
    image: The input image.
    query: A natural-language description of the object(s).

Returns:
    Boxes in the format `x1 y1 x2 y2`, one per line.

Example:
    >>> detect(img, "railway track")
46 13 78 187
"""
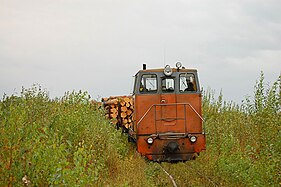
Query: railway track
159 163 219 187
159 163 178 187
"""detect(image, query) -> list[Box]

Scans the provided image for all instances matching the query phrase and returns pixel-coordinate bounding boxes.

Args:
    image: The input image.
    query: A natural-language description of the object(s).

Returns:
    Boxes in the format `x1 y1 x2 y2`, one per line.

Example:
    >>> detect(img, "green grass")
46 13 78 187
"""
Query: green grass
0 72 280 186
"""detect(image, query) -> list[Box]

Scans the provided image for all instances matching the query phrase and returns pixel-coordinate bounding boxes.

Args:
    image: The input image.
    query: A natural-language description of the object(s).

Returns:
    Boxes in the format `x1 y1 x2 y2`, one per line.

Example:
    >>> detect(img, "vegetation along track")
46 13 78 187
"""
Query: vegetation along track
159 162 219 187
1 73 279 186
159 163 178 187
187 164 219 187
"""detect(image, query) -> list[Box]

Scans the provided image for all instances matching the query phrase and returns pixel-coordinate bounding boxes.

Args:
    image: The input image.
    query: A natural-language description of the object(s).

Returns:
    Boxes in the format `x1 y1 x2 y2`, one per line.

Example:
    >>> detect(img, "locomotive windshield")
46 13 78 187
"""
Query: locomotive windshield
162 78 175 92
140 74 157 92
180 73 197 92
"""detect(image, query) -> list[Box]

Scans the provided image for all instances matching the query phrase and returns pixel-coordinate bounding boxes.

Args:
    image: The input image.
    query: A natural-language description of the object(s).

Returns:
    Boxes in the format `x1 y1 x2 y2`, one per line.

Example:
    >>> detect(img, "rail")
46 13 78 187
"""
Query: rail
159 163 218 187
159 163 178 187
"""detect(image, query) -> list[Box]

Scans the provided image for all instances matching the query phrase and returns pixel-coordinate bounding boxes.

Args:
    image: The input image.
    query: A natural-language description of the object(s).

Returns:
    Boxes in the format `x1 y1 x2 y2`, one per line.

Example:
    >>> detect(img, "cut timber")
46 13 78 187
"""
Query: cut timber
103 99 118 105
126 109 132 116
111 113 118 119
102 95 134 129
120 100 126 106
123 119 128 124
111 118 118 125
121 106 127 112
121 112 127 118
110 108 118 114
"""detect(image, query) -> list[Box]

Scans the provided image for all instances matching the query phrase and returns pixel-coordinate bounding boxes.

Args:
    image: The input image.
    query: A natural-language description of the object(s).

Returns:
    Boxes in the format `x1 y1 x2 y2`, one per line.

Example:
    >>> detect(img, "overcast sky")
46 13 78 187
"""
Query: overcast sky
0 0 280 103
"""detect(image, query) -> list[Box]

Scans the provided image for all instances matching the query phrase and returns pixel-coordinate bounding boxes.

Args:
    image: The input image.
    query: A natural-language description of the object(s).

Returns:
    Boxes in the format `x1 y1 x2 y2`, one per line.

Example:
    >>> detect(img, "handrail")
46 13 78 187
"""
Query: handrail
136 103 204 128
136 104 155 128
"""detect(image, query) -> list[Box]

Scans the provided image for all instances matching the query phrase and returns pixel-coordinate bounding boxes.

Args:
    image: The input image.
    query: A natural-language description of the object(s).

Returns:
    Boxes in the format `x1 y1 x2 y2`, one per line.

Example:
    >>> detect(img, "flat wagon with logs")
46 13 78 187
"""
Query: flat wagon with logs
102 96 134 131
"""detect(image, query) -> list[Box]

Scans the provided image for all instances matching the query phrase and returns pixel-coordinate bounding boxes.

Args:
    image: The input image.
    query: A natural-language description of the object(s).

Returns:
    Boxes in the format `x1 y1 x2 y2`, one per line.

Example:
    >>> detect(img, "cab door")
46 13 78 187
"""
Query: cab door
156 77 180 133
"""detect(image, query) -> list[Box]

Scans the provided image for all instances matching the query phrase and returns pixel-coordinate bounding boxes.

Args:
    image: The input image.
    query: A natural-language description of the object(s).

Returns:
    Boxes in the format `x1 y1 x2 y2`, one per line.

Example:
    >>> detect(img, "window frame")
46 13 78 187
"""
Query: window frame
179 73 197 93
161 77 176 93
139 74 158 94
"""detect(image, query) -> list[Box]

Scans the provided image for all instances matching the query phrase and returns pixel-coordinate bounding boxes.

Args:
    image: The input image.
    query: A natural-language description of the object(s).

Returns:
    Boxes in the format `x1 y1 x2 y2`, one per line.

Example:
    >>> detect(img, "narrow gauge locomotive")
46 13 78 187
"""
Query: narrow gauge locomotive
128 63 206 162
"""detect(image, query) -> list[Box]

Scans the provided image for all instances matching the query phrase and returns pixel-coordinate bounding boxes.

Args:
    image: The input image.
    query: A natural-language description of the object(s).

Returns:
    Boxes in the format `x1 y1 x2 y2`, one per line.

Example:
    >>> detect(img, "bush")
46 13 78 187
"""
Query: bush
199 72 281 186
0 86 130 186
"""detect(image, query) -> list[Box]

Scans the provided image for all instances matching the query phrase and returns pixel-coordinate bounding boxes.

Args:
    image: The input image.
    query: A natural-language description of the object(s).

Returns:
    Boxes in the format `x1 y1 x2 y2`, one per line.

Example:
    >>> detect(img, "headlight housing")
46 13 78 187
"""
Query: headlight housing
147 137 154 144
190 136 197 143
176 62 182 69
164 65 173 76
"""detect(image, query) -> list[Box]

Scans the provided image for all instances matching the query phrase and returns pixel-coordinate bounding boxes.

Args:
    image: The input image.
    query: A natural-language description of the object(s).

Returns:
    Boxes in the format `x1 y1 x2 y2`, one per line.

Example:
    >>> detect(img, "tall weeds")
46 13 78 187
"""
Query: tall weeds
197 72 280 186
0 72 280 186
0 86 130 186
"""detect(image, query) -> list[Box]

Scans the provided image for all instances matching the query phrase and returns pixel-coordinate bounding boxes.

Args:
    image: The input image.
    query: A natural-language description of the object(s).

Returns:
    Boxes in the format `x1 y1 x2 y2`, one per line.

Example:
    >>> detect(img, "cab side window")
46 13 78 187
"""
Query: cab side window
140 74 157 93
180 73 197 92
162 78 175 92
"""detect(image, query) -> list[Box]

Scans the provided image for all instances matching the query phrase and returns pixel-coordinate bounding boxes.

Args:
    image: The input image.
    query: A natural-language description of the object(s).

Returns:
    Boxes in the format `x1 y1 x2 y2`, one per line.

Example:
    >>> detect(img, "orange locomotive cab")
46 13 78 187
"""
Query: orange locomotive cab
129 63 206 162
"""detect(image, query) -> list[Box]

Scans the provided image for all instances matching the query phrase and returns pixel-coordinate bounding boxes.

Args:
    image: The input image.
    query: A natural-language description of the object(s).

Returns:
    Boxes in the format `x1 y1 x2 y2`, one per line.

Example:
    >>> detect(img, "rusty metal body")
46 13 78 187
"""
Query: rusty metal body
129 65 206 162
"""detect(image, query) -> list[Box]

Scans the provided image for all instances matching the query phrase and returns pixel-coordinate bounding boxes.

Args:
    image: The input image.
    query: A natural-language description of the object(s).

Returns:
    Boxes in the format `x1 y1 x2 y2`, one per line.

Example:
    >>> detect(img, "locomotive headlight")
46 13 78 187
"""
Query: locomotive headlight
176 62 182 69
164 65 173 76
190 136 197 143
147 137 154 144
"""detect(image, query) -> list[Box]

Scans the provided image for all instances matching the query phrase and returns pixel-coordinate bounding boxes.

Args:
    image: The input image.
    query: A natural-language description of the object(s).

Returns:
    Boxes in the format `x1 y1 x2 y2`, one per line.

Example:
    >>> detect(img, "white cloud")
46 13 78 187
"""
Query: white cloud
226 49 281 72
0 0 280 102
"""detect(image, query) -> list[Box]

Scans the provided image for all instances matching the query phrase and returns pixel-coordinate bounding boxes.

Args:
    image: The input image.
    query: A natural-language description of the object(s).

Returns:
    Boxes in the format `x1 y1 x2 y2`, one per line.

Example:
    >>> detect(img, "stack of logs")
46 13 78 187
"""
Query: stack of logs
102 96 134 129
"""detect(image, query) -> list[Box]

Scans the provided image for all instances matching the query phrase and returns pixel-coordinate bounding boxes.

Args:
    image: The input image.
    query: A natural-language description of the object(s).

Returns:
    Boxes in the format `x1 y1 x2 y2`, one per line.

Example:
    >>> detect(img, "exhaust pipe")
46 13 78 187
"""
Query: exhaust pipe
143 64 146 70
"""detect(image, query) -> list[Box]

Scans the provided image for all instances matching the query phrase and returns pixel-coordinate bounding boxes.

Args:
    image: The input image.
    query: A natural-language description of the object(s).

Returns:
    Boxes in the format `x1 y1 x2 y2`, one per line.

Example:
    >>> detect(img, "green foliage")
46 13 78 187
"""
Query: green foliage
0 72 280 186
198 72 281 186
0 86 131 186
